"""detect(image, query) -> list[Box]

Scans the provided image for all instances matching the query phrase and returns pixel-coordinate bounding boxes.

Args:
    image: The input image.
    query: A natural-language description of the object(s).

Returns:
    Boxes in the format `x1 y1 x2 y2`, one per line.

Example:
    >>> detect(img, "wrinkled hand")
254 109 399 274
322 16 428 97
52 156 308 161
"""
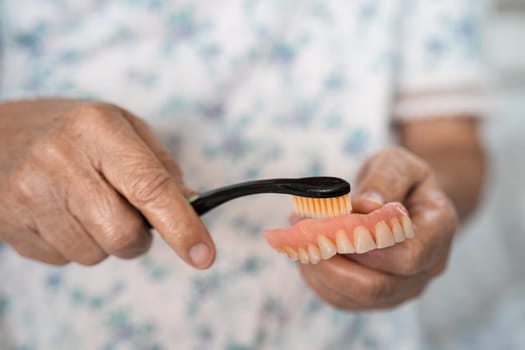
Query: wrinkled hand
0 100 215 268
299 147 458 310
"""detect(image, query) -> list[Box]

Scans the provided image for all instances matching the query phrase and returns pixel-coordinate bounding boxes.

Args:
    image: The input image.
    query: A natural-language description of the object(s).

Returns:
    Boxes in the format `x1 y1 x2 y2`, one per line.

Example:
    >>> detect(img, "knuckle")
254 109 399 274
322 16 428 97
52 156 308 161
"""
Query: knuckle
25 134 69 168
405 286 426 303
47 259 70 266
73 102 119 120
42 257 70 266
105 228 146 255
432 260 448 277
129 171 172 206
385 145 409 157
7 163 48 205
383 146 415 161
373 146 409 165
359 277 392 306
13 245 37 260
398 244 425 276
322 296 352 311
382 146 403 157
27 141 71 178
76 251 107 266
6 134 74 206
15 245 69 266
6 171 33 205
94 201 150 255
64 102 122 131
412 288 425 300
398 260 421 277
304 279 355 311
115 235 152 259
383 146 430 171
423 188 458 238
34 136 67 161
123 112 147 128
8 150 71 210
378 165 405 191
443 199 459 232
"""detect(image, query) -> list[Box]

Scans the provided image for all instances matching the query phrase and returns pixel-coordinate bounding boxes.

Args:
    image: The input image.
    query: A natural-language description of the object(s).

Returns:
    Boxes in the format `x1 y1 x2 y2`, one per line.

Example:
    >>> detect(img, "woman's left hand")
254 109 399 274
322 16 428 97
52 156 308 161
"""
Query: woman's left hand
298 147 458 310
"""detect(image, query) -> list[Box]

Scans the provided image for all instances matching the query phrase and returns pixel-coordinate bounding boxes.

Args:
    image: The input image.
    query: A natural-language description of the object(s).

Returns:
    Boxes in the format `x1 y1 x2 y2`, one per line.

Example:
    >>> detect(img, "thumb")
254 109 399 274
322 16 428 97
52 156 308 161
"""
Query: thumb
352 147 430 214
88 107 216 269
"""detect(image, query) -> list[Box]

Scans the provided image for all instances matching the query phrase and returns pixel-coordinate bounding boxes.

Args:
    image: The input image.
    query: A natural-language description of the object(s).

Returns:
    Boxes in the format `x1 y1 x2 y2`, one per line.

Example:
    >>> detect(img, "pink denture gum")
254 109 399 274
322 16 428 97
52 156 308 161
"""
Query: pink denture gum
264 202 414 264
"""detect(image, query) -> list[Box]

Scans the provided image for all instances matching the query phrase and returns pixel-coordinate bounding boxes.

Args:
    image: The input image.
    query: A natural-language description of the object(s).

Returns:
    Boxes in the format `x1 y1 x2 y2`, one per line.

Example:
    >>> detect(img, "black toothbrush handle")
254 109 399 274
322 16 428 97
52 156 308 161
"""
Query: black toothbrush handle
188 177 350 216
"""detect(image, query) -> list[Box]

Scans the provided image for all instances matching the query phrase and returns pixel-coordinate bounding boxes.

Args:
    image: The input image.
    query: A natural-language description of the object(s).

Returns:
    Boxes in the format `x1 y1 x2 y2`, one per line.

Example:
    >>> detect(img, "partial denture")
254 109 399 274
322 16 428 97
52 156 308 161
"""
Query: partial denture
267 202 414 264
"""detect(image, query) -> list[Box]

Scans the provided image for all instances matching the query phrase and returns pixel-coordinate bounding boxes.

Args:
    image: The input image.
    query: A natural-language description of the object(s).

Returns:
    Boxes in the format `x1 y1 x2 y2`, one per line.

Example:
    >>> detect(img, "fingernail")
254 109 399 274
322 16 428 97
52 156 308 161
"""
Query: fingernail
358 191 384 205
190 243 212 268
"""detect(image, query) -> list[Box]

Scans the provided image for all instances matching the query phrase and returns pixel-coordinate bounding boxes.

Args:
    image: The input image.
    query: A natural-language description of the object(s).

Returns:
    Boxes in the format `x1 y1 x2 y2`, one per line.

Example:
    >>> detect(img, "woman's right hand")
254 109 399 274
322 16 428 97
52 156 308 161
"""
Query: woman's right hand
0 99 215 268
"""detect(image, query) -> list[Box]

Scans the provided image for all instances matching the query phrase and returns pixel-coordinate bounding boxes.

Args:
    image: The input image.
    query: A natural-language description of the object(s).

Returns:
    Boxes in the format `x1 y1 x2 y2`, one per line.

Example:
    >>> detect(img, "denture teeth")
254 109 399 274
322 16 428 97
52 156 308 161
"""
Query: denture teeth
391 218 406 242
374 221 395 249
335 229 355 254
282 246 298 261
317 235 337 260
354 226 377 254
402 216 415 239
307 244 321 264
298 247 310 264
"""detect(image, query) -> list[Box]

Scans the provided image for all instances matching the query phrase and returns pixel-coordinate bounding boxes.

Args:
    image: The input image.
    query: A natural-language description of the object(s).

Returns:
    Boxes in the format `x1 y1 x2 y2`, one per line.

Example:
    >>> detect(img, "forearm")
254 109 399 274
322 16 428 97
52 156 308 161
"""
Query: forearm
398 117 486 222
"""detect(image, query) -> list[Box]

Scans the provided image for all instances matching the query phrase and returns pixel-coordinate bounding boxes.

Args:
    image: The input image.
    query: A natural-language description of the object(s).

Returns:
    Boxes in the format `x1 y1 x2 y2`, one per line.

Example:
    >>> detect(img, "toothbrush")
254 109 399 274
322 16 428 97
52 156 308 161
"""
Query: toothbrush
187 176 351 217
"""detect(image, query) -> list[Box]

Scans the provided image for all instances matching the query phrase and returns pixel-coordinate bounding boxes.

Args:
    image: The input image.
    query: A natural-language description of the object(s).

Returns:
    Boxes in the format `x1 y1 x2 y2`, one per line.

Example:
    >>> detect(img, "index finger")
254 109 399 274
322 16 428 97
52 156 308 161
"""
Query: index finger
75 104 215 269
352 147 430 213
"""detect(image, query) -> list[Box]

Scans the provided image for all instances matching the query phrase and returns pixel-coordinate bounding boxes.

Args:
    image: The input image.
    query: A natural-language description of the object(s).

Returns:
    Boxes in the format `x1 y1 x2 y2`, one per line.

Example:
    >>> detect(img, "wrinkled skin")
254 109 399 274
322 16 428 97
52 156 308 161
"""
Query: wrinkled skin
298 147 459 310
0 100 215 268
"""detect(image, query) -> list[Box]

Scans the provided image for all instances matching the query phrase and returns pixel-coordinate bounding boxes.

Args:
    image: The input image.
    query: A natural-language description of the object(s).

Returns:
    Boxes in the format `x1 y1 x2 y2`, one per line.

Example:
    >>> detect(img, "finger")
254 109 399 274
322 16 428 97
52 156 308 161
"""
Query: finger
67 170 153 260
289 213 303 225
350 176 456 276
299 265 364 311
367 285 427 310
298 255 430 308
7 229 69 266
35 206 108 266
352 147 430 213
78 105 215 269
123 111 195 197
300 263 425 311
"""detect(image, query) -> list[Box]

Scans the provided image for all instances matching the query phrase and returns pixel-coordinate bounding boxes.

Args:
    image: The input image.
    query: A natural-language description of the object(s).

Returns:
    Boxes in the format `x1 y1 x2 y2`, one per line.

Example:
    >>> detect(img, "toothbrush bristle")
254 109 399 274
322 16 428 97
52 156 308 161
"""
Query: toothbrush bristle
293 194 352 219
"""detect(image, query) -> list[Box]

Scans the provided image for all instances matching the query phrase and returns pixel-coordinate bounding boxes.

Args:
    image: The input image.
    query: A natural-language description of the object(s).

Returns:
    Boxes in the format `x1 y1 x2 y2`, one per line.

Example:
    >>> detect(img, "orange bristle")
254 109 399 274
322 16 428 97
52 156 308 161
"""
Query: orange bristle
292 194 352 219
